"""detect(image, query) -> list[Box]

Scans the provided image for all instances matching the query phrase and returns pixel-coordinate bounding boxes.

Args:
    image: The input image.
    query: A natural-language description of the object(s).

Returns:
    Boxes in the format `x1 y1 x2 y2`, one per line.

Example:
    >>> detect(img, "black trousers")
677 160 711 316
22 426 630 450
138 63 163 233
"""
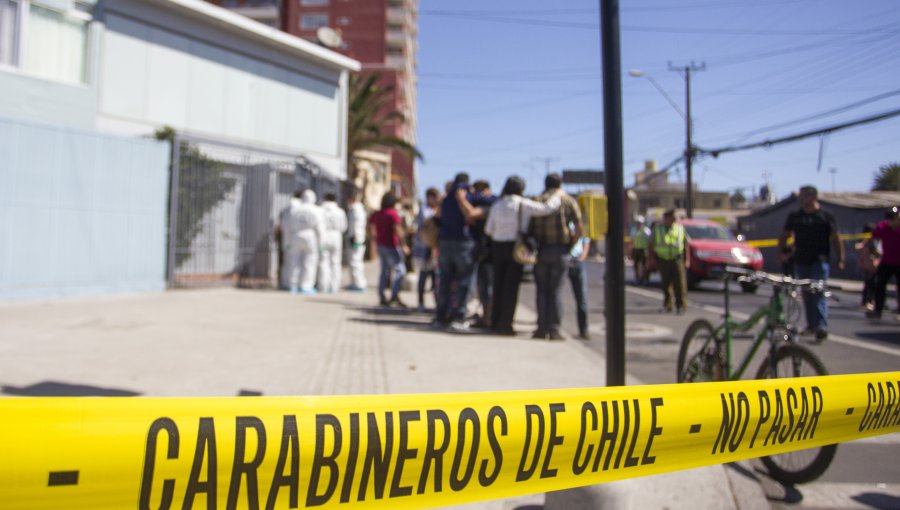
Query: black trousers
491 242 523 333
874 262 900 313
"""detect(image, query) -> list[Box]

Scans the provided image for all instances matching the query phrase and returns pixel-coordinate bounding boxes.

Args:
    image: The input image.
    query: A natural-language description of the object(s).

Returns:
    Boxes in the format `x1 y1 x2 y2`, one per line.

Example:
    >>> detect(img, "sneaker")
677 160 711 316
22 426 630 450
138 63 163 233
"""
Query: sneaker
289 287 299 295
814 329 828 343
299 288 317 295
548 331 566 341
449 320 471 332
577 331 590 341
430 318 448 330
347 285 367 292
493 327 516 337
531 331 548 339
389 297 408 309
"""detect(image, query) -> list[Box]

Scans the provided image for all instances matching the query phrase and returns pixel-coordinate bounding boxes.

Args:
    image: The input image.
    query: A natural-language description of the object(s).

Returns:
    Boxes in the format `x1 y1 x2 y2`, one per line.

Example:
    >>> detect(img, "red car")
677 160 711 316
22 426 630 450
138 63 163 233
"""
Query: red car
645 219 764 293
681 219 764 292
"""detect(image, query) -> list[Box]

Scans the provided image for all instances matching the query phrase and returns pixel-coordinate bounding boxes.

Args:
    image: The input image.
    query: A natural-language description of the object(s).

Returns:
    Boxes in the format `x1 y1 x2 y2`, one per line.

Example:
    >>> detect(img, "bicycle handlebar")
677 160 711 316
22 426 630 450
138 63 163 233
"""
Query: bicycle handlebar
721 266 841 293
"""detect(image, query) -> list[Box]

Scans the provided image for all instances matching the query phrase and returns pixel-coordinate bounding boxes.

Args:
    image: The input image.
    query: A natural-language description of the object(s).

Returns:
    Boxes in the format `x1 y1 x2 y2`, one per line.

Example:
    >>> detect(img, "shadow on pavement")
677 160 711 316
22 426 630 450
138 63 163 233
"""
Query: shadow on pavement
2 381 141 396
852 492 900 509
755 467 804 504
854 331 900 345
726 461 761 483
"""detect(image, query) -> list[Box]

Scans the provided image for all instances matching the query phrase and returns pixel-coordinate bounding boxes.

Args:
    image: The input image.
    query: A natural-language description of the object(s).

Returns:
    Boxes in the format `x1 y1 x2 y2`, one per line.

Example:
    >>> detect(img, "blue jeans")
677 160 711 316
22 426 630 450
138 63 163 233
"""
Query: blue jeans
794 260 829 331
436 239 476 323
568 258 589 336
534 244 570 335
377 245 406 301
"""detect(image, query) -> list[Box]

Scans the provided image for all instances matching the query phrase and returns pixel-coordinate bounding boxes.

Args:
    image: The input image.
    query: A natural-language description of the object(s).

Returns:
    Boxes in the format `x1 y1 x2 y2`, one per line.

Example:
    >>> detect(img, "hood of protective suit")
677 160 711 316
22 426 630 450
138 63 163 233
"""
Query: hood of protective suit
302 190 317 205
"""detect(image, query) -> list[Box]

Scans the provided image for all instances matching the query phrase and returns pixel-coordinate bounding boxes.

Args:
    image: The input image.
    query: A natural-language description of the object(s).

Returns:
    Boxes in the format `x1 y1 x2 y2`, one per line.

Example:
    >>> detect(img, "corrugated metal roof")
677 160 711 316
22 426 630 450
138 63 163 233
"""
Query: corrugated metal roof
818 191 900 208
741 191 900 220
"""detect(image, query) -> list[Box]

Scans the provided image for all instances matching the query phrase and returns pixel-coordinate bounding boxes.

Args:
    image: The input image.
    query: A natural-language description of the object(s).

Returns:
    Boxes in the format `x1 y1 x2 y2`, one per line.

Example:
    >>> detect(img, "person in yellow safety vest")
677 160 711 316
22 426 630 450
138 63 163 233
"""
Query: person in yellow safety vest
630 215 651 285
648 209 689 313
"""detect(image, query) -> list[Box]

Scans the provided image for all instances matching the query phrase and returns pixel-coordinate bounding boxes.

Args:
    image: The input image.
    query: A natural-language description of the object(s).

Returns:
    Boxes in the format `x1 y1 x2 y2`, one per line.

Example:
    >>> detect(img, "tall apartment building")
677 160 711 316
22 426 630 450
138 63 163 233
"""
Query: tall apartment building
209 0 419 199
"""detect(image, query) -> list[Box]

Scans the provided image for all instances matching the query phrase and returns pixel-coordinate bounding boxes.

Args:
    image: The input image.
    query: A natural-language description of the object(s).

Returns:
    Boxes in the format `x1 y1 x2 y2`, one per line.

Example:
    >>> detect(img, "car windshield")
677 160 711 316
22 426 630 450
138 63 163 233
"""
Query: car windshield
684 224 734 241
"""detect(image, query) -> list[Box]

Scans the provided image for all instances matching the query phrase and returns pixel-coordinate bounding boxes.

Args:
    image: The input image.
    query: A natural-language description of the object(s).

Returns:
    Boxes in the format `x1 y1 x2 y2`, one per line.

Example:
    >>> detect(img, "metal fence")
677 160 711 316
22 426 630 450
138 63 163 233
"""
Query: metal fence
166 134 341 289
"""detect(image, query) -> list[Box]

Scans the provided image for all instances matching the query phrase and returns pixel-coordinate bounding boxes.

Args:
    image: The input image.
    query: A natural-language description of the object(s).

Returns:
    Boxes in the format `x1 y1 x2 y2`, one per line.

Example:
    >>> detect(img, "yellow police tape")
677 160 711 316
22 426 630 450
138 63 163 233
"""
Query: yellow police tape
2 372 898 509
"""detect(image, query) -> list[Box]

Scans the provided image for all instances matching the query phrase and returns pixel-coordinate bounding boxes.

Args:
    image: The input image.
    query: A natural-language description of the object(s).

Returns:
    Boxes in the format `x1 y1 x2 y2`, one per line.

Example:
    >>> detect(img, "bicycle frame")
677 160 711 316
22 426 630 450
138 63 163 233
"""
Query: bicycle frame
714 274 788 380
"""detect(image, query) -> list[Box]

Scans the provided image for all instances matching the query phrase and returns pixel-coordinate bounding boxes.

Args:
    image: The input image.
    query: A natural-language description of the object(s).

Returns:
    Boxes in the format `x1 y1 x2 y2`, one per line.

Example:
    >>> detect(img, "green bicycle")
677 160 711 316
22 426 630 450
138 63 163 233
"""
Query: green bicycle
676 266 837 484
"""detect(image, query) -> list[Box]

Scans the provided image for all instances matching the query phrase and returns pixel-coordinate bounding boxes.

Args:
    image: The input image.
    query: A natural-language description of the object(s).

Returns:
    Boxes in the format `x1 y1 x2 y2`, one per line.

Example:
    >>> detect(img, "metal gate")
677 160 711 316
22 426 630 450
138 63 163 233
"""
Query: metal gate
166 134 341 288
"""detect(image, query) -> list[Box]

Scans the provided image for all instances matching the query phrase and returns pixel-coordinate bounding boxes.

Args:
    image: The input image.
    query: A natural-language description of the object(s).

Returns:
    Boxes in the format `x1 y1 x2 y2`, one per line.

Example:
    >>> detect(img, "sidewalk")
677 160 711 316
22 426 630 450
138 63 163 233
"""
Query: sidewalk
0 263 769 509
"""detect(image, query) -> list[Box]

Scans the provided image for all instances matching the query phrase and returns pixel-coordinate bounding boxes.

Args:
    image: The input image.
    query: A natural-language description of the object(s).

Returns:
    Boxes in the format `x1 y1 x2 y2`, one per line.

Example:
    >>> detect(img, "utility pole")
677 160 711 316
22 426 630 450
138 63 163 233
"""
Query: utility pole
600 0 626 386
532 156 559 177
669 61 705 218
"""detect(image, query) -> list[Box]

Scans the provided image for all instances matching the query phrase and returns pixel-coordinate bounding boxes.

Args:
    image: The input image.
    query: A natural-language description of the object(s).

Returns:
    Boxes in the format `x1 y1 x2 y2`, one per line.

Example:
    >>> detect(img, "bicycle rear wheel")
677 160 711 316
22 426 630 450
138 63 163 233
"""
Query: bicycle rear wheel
755 343 837 484
677 319 726 382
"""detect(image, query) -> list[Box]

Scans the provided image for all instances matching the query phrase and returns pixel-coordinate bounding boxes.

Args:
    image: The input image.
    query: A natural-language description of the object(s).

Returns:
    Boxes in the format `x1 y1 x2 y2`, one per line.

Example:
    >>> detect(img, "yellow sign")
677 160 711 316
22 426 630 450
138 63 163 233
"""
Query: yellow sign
577 193 608 240
1 372 898 509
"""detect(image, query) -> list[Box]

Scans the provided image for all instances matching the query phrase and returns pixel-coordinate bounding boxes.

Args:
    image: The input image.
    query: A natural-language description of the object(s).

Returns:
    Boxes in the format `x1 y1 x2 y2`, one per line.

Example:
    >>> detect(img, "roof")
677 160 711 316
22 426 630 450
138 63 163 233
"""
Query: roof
818 191 900 208
147 0 361 72
743 191 900 219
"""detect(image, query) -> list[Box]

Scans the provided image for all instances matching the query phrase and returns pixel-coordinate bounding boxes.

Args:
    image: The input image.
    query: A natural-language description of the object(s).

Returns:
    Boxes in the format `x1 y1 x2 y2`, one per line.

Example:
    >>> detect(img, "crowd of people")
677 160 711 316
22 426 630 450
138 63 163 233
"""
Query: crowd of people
278 172 591 340
278 180 898 343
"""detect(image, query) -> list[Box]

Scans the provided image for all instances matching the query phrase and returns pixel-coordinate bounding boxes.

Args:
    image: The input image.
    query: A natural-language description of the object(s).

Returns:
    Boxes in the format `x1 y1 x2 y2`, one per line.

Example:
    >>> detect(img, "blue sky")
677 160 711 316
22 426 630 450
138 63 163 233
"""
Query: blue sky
414 0 900 200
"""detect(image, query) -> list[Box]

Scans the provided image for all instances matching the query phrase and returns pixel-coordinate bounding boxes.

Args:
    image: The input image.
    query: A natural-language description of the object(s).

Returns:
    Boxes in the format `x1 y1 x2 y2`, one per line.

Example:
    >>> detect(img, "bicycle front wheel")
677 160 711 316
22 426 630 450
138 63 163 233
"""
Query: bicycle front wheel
677 319 726 382
755 344 837 484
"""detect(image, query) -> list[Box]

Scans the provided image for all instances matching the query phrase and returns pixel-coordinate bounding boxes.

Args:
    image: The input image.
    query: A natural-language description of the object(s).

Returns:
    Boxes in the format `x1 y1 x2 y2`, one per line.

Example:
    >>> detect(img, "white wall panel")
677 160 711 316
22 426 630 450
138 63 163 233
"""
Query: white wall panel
100 16 148 120
0 117 169 300
146 29 190 127
223 54 256 142
99 13 343 165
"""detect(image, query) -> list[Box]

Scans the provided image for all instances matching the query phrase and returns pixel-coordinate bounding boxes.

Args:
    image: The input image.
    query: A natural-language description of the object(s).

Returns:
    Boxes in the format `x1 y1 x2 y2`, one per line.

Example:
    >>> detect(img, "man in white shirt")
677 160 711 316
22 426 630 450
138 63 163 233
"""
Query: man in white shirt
483 176 560 335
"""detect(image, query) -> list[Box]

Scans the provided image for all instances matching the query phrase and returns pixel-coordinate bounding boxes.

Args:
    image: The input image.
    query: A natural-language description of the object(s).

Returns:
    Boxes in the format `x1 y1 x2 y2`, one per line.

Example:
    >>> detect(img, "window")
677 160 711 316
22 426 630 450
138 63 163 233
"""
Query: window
0 0 21 66
300 13 328 30
301 0 329 6
0 0 89 85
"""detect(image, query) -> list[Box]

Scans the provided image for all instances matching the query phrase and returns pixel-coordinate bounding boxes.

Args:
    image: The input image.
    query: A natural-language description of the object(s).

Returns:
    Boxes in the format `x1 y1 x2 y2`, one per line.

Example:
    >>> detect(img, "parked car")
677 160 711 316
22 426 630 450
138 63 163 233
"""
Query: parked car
646 219 764 293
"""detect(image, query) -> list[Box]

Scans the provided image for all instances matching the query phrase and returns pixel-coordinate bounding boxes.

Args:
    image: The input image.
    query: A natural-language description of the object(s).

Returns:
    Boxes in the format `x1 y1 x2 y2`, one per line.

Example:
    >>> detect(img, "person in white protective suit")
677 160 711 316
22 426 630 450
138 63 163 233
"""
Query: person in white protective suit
345 191 368 291
281 189 325 294
317 192 348 293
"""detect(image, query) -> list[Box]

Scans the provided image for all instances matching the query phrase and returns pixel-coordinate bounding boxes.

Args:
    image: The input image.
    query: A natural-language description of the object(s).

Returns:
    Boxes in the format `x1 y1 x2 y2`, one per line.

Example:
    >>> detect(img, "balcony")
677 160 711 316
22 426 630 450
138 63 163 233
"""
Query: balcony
385 29 407 50
386 6 410 26
224 0 279 26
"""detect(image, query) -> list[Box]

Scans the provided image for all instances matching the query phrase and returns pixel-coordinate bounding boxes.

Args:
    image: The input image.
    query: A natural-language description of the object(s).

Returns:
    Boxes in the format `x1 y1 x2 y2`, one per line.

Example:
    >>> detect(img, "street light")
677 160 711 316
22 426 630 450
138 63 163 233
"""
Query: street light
630 64 704 218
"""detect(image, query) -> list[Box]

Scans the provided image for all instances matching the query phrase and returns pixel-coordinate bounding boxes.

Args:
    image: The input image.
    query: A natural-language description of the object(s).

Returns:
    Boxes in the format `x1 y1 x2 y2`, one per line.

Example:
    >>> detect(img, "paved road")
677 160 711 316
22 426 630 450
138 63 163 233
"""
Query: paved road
518 260 900 509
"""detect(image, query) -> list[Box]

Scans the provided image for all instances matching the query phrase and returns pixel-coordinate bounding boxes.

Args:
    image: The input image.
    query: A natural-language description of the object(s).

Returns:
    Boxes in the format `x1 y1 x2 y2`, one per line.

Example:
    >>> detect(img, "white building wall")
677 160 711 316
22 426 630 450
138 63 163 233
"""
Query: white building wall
0 117 170 300
96 0 354 180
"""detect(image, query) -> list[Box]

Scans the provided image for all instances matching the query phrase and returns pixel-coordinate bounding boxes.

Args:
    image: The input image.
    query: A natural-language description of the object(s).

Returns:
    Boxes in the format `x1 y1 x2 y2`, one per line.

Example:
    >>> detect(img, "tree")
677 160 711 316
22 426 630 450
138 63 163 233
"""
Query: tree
871 162 900 191
347 73 423 182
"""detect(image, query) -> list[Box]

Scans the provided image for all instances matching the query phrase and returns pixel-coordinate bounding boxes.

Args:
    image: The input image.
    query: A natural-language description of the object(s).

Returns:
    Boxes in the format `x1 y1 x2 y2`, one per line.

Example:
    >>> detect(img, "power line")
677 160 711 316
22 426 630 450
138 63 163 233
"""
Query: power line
734 87 900 140
421 10 900 36
697 107 900 157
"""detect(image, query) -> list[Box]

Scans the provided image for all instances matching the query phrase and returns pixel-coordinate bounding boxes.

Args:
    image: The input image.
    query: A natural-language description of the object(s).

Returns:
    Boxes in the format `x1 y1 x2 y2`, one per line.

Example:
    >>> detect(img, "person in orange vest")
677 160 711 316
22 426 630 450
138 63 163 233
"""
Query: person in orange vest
648 209 689 313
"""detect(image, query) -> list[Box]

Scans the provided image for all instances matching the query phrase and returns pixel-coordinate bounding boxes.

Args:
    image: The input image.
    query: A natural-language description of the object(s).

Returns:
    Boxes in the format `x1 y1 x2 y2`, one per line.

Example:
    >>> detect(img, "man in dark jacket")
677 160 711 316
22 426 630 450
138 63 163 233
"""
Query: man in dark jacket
529 174 583 340
778 185 845 342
